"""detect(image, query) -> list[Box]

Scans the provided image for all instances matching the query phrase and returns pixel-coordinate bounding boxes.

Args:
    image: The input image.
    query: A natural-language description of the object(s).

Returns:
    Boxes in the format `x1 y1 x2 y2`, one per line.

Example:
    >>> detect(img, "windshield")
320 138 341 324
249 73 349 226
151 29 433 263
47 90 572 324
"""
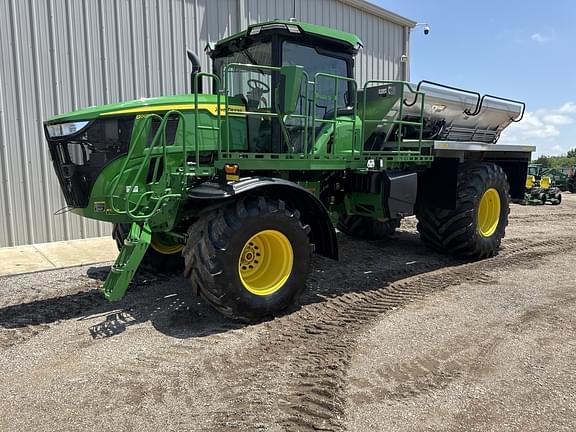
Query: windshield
213 42 272 80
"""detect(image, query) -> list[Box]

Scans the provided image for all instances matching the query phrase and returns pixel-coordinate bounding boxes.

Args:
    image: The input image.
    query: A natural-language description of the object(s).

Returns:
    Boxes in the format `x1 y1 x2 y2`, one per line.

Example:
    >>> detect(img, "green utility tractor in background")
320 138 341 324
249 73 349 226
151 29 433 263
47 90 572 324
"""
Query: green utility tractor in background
531 164 572 192
44 20 532 321
523 164 562 205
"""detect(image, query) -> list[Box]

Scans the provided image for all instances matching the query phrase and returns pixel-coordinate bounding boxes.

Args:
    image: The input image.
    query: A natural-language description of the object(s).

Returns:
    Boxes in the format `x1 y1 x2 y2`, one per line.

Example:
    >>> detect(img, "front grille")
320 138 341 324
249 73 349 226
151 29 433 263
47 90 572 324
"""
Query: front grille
45 117 135 208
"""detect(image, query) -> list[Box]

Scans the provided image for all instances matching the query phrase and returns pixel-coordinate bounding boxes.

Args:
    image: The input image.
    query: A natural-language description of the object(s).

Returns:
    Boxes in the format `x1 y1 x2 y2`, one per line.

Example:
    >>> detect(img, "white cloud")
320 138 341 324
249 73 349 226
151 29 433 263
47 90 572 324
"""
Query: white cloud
499 101 576 155
501 112 559 141
542 114 573 126
531 31 555 44
559 102 576 114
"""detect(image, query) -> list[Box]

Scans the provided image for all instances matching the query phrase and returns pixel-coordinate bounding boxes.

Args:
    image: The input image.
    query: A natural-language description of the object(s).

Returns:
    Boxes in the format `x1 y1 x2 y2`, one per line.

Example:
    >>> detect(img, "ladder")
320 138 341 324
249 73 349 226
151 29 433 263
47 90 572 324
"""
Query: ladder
102 223 152 301
102 110 188 301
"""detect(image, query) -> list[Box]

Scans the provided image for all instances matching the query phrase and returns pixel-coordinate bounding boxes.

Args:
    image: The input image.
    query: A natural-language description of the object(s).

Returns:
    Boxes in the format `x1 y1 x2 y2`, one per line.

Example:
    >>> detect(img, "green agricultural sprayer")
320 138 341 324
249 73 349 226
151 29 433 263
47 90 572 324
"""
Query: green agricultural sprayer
44 20 533 320
546 165 576 193
566 167 576 192
541 167 571 192
561 166 576 192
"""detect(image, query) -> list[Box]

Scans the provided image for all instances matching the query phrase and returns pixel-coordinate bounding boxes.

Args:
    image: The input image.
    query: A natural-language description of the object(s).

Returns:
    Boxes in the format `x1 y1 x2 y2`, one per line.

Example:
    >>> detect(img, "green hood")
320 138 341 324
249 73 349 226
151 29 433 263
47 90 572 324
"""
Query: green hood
45 94 226 124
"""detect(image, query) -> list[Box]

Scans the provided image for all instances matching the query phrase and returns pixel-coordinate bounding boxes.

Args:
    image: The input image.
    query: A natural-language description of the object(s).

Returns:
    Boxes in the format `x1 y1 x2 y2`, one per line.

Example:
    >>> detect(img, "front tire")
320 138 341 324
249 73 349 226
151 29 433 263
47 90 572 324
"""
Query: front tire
183 196 312 321
416 162 509 259
112 224 185 273
553 192 562 205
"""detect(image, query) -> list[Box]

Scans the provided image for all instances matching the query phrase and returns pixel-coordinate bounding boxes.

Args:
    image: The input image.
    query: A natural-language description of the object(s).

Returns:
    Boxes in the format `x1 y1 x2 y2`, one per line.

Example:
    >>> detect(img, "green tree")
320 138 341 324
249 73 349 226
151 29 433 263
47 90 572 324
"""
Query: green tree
533 155 550 167
532 153 576 168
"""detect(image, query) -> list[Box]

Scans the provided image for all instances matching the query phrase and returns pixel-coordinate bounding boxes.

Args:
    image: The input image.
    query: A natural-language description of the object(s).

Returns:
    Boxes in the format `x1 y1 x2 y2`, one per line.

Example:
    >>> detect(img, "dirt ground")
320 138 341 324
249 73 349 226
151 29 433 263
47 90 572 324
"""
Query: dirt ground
1 194 576 432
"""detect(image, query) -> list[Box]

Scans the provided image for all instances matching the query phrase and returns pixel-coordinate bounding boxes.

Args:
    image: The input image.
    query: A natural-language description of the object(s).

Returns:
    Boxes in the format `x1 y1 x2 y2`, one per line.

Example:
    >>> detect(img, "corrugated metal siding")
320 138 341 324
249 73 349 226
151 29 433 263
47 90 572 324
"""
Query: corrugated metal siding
0 0 407 247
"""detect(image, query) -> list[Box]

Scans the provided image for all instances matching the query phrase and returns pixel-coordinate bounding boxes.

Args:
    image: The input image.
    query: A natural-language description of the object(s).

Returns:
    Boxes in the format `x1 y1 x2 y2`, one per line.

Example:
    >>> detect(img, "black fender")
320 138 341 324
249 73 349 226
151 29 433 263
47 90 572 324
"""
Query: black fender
188 177 338 260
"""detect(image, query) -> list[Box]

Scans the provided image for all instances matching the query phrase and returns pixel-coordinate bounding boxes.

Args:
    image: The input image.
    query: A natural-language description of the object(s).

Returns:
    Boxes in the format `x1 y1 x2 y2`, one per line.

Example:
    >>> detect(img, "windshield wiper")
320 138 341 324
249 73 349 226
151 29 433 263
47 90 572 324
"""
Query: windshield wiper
240 49 267 75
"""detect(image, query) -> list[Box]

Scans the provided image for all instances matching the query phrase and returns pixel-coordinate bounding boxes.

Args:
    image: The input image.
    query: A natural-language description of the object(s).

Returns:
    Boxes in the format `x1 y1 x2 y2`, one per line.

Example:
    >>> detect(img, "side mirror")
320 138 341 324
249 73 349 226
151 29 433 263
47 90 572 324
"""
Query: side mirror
276 65 304 115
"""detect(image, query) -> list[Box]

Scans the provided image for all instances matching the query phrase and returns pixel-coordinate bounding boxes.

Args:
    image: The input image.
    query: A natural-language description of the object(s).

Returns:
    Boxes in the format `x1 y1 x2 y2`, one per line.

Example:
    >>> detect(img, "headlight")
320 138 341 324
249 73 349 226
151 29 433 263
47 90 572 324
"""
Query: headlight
46 121 90 138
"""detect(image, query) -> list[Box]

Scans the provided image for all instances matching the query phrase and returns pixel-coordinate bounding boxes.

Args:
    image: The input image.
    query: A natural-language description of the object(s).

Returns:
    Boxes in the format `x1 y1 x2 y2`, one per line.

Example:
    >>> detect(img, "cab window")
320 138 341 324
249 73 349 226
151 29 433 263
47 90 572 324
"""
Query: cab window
282 41 349 117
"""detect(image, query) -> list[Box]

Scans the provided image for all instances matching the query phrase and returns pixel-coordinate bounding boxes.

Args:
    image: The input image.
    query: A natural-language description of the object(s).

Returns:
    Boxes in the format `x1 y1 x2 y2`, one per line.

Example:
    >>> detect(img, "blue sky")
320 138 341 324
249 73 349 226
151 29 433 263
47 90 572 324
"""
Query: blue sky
375 0 576 156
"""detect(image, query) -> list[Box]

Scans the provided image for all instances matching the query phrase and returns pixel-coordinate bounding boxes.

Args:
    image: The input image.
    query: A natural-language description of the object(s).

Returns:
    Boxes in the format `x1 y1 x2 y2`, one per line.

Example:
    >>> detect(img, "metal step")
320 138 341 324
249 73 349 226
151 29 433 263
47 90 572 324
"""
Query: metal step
102 223 151 301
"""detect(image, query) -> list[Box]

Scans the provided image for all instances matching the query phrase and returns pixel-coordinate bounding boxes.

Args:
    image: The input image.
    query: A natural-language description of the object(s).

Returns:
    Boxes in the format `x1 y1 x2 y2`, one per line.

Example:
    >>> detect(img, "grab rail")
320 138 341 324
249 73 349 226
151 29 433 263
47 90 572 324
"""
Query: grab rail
109 110 186 220
467 94 526 122
222 63 310 155
362 80 426 154
193 72 221 164
404 80 525 122
404 80 481 116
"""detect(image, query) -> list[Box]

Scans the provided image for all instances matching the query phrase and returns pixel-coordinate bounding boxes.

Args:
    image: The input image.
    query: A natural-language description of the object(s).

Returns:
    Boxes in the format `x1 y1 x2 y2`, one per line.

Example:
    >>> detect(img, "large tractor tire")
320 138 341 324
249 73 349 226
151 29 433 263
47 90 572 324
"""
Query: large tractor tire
416 162 509 259
112 224 185 273
337 214 399 240
183 196 312 321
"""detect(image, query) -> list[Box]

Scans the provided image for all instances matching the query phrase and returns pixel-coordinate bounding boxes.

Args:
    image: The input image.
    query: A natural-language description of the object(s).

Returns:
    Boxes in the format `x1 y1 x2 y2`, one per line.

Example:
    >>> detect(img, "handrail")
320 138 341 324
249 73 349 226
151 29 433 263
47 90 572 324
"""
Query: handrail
224 63 278 154
223 63 310 155
311 73 358 157
361 80 426 155
220 64 429 162
193 72 221 164
109 110 186 220
403 80 525 123
404 79 481 116
125 110 186 220
467 94 526 122
109 114 161 215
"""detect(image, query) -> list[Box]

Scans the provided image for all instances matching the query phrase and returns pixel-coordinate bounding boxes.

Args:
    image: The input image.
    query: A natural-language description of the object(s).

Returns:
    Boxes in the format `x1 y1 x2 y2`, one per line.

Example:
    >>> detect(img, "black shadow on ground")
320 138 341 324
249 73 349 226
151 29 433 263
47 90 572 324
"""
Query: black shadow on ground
0 230 467 340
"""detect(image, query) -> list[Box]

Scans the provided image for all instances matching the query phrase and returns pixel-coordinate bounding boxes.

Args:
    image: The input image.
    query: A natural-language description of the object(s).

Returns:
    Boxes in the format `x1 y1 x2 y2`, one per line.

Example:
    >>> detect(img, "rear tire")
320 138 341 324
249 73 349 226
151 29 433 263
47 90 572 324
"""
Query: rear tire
112 224 184 273
416 162 509 259
337 214 399 240
554 193 562 205
183 196 312 321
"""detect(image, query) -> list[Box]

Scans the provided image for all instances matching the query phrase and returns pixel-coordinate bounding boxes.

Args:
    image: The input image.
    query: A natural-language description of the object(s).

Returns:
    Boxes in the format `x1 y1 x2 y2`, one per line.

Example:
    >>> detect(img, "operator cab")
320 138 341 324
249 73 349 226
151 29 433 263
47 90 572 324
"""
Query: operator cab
207 20 362 153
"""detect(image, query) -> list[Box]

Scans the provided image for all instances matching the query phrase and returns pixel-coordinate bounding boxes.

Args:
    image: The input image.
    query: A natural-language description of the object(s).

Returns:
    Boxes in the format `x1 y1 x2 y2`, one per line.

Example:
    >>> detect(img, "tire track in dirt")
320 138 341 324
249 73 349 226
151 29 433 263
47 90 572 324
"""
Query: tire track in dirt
97 235 574 431
347 333 505 406
509 212 575 221
210 235 576 432
2 233 574 429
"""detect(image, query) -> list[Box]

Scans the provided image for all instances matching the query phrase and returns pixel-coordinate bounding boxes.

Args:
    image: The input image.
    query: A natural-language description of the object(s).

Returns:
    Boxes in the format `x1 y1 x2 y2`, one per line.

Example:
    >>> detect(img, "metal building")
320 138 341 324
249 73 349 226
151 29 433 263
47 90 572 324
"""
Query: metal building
0 0 415 247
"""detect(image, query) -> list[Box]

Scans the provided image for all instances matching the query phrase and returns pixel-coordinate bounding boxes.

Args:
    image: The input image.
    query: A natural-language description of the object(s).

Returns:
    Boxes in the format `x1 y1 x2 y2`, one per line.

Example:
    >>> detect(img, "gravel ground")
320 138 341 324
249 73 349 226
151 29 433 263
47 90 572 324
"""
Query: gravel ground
1 194 575 431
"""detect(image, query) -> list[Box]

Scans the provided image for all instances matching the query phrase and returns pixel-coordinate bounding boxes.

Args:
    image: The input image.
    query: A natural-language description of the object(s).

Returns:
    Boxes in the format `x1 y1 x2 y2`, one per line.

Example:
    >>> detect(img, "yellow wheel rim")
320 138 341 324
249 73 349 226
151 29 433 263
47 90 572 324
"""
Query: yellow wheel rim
150 234 184 255
477 188 501 238
238 230 294 296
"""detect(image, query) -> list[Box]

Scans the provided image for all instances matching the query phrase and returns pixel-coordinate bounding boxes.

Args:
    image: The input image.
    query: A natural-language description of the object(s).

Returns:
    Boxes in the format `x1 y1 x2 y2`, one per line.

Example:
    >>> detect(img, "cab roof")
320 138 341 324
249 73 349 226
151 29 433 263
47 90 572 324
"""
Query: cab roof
214 19 363 52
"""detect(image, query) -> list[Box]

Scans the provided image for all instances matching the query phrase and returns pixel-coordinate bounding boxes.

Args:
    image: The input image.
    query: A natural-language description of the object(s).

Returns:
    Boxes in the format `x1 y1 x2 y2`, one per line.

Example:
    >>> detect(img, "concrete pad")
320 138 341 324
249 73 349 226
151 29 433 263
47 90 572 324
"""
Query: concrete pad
0 237 118 278
35 238 117 268
0 245 55 277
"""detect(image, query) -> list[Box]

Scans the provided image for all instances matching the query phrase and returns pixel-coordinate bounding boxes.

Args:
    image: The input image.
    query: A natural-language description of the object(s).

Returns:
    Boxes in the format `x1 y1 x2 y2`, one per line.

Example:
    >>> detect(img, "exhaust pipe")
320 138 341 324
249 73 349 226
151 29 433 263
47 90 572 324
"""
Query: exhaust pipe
187 49 202 93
